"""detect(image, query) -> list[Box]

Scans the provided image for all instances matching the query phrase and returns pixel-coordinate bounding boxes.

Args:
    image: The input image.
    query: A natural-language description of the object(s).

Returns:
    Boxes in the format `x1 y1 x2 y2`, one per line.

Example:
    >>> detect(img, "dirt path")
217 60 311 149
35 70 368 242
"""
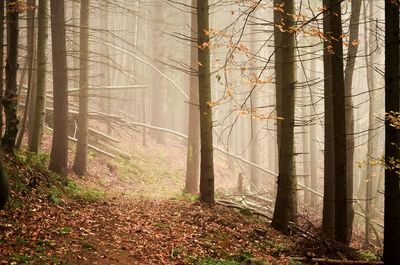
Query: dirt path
1 191 296 265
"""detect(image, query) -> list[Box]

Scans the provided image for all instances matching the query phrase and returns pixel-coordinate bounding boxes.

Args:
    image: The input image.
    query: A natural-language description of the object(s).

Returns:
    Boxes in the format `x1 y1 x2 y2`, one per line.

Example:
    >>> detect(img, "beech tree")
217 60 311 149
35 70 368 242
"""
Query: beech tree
0 1 4 138
271 0 296 233
73 0 90 176
29 0 48 153
383 0 400 262
184 0 200 194
2 0 19 154
49 0 69 177
17 0 36 149
322 0 349 243
197 0 214 203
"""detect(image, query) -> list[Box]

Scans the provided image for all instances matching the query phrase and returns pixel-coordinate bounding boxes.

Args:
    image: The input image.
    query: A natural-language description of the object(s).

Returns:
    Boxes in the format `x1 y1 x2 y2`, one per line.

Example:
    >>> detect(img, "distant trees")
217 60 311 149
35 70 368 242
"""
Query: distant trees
2 0 20 154
197 0 214 203
73 0 90 176
383 0 400 262
49 0 69 177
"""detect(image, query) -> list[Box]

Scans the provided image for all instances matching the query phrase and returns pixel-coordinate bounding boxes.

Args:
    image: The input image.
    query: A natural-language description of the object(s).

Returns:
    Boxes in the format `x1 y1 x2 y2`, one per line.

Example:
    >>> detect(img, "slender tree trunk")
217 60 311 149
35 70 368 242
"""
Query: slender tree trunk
184 0 200 194
72 0 89 176
343 0 361 243
363 0 375 244
322 0 335 239
249 13 259 190
383 0 400 262
197 0 214 203
323 0 348 244
271 0 296 233
150 3 166 144
303 95 311 205
16 0 36 149
0 1 4 139
2 0 20 154
29 0 48 153
49 0 69 177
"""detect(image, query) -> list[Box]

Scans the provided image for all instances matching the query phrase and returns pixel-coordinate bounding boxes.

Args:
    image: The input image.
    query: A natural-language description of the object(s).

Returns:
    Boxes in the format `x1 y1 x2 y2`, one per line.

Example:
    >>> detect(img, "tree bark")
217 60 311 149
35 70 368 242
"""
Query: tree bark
322 0 335 239
29 0 48 153
197 0 214 203
16 0 36 149
73 0 89 176
0 1 4 139
184 0 200 194
363 0 375 244
49 0 69 177
383 0 400 263
343 0 361 243
2 0 20 154
271 0 296 233
323 0 348 244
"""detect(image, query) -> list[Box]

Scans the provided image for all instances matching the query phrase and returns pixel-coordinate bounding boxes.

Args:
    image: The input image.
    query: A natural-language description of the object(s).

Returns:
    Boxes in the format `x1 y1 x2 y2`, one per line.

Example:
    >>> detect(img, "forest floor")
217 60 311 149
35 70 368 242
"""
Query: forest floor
0 133 382 264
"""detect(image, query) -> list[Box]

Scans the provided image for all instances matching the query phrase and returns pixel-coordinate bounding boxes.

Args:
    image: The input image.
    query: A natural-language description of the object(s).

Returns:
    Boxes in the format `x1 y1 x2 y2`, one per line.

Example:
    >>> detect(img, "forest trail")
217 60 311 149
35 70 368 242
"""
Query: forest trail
0 135 378 264
1 185 295 264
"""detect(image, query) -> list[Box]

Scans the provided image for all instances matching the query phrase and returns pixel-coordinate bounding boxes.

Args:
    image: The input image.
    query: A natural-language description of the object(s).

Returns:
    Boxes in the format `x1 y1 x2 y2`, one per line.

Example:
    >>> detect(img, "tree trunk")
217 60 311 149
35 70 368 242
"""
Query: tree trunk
16 0 36 149
73 0 89 176
0 1 4 139
29 0 48 153
197 0 214 203
184 0 200 194
343 0 361 244
271 0 296 233
150 3 166 145
322 0 335 239
383 0 400 263
323 0 348 244
249 13 260 190
363 0 375 244
49 0 69 177
2 0 20 154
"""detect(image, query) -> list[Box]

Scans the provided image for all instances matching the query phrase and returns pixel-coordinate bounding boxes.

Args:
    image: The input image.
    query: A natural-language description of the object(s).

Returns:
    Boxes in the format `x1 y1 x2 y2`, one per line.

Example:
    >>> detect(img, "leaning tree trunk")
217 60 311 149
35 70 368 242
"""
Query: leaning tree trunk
197 0 214 203
383 0 400 263
73 0 89 176
29 0 48 153
2 0 20 154
49 0 69 177
323 0 348 244
343 0 361 243
184 0 200 194
271 0 296 233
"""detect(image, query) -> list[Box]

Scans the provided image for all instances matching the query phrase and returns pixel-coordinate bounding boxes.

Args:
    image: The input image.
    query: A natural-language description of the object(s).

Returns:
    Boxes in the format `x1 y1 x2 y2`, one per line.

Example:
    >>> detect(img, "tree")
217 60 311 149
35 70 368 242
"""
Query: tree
73 0 89 176
184 0 200 194
322 1 335 238
383 0 400 262
322 0 349 243
29 0 48 153
197 0 214 203
0 1 4 138
2 0 20 154
16 0 36 149
271 0 296 233
49 0 69 177
0 164 8 210
343 0 361 242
